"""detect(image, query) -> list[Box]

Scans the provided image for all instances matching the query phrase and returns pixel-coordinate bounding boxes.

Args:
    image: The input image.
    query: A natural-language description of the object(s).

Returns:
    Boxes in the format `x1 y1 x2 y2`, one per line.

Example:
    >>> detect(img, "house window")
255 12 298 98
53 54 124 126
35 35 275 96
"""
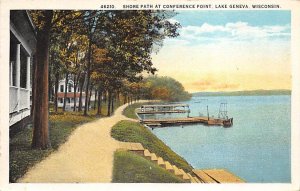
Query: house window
68 85 72 92
10 38 17 87
60 85 64 92
10 61 16 86
60 98 63 103
20 47 27 88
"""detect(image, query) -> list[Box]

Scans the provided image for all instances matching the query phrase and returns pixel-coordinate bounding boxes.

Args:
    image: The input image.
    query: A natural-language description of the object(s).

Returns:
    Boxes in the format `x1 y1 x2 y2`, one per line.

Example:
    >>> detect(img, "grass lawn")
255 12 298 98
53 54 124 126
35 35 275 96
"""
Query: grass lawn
112 150 185 183
111 120 193 174
10 101 122 183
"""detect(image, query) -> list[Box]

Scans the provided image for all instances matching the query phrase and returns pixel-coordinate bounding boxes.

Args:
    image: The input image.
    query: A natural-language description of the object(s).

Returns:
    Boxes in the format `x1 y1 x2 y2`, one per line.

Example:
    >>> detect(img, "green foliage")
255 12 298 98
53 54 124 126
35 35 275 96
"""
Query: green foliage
111 120 193 173
113 150 185 183
27 10 181 148
122 103 140 119
143 76 192 102
91 10 181 94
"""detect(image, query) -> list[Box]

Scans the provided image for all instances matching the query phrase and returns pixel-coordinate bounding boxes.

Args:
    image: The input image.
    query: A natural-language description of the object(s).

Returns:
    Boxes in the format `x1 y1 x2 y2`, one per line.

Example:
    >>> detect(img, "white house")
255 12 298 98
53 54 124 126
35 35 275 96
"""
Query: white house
56 79 86 109
9 11 36 126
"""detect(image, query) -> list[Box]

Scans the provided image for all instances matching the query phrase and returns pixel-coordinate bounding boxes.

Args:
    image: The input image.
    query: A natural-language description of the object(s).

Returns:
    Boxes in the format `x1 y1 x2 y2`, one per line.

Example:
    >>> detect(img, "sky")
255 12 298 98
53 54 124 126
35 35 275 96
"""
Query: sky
151 11 291 93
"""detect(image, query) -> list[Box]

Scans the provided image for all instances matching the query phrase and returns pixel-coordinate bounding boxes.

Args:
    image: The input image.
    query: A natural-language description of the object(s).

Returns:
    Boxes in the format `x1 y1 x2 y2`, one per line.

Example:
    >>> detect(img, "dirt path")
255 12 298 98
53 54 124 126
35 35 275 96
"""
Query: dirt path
19 102 142 183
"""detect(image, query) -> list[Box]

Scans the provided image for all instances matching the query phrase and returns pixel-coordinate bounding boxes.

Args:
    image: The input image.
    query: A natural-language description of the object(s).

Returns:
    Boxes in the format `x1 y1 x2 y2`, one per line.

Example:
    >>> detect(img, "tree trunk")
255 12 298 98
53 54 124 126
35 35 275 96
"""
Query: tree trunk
73 74 80 111
111 93 114 114
107 91 111 116
93 90 97 110
117 92 120 105
88 86 93 111
103 92 107 103
84 38 92 116
31 11 53 149
73 82 77 111
97 89 102 116
48 51 54 102
123 94 126 104
62 72 69 112
73 50 80 111
78 77 84 111
54 71 59 112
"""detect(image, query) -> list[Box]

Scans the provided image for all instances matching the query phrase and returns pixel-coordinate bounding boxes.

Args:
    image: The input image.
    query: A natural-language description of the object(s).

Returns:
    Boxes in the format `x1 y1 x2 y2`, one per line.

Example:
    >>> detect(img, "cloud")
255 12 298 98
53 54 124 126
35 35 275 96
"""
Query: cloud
163 38 190 46
167 18 180 24
176 22 290 45
153 21 291 92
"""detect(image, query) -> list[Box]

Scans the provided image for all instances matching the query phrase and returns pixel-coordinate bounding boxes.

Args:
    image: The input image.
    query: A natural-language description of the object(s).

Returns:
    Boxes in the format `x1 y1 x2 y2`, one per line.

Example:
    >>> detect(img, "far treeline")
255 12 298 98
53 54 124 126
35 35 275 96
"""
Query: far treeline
141 76 191 102
28 10 182 149
193 89 291 97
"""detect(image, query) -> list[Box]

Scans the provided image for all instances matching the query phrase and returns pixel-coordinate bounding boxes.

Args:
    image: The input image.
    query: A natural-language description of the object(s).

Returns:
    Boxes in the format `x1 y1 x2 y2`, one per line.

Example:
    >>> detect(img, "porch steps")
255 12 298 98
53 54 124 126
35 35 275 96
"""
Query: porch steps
165 161 174 173
187 173 202 183
119 142 242 183
150 153 158 162
143 149 152 160
120 142 194 182
157 157 166 168
179 168 190 180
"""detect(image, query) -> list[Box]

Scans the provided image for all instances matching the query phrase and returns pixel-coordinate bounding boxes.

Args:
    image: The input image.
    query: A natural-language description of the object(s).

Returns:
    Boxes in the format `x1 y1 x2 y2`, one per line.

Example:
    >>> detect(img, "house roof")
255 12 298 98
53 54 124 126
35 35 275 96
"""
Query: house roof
10 10 37 55
57 92 85 98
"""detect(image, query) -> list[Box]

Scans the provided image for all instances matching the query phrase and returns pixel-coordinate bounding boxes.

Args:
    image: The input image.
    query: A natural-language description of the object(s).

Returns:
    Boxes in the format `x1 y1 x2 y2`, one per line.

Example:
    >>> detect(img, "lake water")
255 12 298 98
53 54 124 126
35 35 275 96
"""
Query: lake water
141 95 291 183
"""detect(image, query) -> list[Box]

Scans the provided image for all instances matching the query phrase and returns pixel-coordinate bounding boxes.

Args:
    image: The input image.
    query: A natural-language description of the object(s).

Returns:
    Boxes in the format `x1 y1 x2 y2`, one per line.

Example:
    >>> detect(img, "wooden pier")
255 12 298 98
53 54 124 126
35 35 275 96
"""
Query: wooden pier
192 169 245 183
136 104 190 114
141 116 233 128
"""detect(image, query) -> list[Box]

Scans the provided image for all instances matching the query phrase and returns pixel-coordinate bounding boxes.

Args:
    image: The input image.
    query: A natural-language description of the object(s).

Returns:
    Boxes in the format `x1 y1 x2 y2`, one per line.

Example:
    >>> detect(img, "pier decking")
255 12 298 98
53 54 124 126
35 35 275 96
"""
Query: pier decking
141 116 233 128
137 103 233 127
192 169 245 183
136 104 190 114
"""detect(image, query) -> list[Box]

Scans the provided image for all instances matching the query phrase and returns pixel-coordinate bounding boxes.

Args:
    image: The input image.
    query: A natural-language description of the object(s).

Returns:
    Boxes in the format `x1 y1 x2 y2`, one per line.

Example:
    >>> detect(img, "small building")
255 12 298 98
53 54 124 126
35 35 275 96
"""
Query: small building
9 11 36 126
56 79 86 109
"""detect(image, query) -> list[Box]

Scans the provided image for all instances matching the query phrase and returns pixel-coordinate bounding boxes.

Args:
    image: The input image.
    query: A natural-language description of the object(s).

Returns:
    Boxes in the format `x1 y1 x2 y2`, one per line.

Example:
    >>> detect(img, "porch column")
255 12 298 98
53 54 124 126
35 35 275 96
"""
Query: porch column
27 56 31 109
16 43 21 112
10 62 13 86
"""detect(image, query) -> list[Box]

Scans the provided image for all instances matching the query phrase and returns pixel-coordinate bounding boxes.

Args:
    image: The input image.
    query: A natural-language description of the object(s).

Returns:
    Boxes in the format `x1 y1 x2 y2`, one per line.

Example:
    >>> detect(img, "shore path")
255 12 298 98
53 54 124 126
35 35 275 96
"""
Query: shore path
19 101 144 183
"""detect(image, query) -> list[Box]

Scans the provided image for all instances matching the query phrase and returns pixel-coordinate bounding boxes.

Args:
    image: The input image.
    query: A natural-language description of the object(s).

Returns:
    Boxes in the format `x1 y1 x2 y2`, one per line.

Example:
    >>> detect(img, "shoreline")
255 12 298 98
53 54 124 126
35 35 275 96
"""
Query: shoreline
122 101 245 183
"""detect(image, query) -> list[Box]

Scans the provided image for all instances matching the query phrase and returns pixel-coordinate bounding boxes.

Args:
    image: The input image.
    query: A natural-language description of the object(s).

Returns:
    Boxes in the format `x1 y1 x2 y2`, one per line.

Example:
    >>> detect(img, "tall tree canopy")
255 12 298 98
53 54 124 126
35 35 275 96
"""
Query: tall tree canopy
143 76 192 102
29 10 180 149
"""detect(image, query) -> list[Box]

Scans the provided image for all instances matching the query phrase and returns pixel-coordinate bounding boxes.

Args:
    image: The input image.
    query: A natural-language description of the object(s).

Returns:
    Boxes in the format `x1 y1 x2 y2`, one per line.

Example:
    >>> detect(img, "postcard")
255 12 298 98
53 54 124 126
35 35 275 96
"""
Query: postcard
0 0 300 191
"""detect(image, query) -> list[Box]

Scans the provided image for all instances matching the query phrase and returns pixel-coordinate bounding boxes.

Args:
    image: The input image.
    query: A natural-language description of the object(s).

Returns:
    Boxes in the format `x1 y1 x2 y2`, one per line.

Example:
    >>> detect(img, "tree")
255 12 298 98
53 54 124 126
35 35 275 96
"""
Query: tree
90 47 112 116
30 10 86 149
29 10 180 149
49 33 64 112
95 10 181 114
31 11 53 149
143 76 191 102
83 11 103 116
70 34 88 111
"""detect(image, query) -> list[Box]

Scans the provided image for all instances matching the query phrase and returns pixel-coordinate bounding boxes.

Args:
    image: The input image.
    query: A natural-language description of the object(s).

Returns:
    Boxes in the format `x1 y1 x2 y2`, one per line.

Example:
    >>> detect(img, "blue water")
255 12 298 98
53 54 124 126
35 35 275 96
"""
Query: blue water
143 95 291 183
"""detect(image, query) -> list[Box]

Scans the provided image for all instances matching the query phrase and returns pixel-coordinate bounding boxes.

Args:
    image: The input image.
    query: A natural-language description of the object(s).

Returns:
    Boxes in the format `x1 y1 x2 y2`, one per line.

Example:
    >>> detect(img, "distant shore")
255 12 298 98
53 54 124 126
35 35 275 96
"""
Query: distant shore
192 89 291 97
